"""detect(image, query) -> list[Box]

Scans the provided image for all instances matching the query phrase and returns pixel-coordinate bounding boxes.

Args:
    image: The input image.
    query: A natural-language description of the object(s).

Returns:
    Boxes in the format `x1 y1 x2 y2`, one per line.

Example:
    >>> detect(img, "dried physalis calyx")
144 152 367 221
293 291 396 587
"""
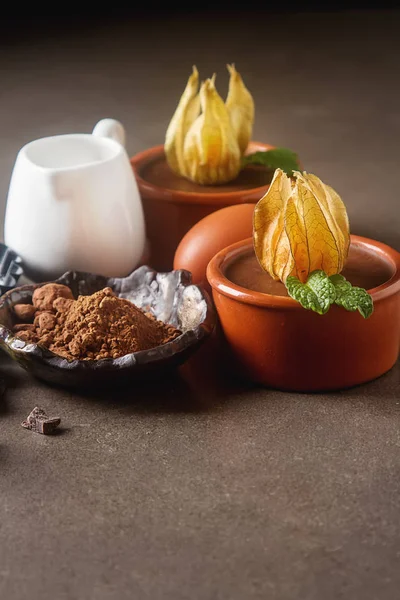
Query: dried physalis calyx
225 64 255 155
165 65 254 185
253 169 373 318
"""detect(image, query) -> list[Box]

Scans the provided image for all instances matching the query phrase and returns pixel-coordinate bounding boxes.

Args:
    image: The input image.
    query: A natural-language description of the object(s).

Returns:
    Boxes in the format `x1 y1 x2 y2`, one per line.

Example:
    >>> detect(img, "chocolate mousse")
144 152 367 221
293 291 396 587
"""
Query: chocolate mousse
226 244 394 296
139 155 273 194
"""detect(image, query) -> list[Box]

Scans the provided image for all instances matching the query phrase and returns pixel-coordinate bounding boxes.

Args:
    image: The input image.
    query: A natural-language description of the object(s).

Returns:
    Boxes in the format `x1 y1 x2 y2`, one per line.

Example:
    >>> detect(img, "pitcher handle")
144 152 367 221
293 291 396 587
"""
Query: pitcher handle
92 118 126 147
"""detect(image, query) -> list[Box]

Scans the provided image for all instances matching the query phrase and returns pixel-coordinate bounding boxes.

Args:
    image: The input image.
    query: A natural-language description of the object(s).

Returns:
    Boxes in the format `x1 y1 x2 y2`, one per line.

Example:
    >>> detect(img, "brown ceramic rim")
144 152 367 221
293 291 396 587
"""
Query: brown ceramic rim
207 235 400 310
130 141 276 205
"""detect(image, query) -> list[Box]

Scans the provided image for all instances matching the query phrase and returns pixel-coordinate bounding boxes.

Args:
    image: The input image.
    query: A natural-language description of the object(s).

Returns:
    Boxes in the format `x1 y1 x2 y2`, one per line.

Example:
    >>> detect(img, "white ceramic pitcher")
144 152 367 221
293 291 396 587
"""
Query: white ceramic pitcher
4 119 146 281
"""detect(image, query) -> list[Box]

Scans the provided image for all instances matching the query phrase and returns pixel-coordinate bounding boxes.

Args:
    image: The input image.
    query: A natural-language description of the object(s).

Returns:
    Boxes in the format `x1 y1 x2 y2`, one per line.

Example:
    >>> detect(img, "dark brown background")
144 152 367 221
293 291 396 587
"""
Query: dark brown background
0 9 399 600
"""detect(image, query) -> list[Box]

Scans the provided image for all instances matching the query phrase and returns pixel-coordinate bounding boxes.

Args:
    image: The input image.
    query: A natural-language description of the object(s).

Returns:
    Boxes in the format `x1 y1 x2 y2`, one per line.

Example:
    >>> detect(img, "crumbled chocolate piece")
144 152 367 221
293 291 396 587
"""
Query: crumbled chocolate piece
13 325 36 342
13 303 36 322
13 323 36 343
13 323 35 332
34 311 57 333
32 283 74 312
21 406 61 435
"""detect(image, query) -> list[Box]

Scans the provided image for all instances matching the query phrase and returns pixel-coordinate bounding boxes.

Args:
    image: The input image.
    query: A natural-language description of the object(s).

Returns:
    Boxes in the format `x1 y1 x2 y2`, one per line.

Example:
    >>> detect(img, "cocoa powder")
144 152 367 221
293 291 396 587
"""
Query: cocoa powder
13 284 181 361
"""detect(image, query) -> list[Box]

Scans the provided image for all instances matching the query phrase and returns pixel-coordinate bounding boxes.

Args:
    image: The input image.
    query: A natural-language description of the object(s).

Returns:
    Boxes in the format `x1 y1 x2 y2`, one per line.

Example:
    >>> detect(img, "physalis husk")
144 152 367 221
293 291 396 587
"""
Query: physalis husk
165 65 254 185
253 169 350 283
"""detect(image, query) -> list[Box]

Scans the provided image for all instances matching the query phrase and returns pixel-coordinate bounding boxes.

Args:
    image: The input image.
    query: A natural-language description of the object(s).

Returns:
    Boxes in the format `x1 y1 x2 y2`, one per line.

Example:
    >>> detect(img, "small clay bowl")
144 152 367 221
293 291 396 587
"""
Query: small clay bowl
130 141 275 272
0 266 215 389
207 235 400 392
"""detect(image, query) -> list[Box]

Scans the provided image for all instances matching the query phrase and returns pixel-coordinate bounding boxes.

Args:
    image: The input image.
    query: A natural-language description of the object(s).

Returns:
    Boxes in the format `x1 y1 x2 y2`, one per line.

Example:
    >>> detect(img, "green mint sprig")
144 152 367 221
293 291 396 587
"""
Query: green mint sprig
329 274 374 319
286 270 374 318
242 147 301 176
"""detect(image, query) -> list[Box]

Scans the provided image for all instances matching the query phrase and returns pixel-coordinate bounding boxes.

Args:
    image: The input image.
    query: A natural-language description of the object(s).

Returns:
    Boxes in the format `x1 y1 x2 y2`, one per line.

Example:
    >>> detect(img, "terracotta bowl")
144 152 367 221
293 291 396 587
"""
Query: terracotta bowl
0 266 215 389
130 141 274 272
207 235 400 392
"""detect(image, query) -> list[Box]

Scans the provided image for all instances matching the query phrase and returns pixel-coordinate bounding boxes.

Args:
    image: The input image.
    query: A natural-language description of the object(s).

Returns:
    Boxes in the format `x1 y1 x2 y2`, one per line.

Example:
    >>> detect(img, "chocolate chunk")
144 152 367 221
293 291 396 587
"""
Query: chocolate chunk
13 303 36 321
32 283 74 312
21 406 61 435
13 324 36 344
13 323 35 332
13 326 36 342
34 311 57 333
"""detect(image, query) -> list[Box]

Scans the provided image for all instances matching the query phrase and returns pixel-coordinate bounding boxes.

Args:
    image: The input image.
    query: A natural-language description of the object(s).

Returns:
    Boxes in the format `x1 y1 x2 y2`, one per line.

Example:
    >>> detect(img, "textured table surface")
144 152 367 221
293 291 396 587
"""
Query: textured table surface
0 10 399 600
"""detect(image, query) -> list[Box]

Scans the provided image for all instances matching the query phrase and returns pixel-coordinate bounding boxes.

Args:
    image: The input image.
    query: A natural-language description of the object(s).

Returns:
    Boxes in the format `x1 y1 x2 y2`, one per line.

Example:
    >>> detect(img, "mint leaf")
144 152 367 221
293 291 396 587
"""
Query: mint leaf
242 147 301 176
286 271 374 317
286 277 322 313
330 274 374 319
286 270 335 315
329 273 352 295
306 270 336 314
